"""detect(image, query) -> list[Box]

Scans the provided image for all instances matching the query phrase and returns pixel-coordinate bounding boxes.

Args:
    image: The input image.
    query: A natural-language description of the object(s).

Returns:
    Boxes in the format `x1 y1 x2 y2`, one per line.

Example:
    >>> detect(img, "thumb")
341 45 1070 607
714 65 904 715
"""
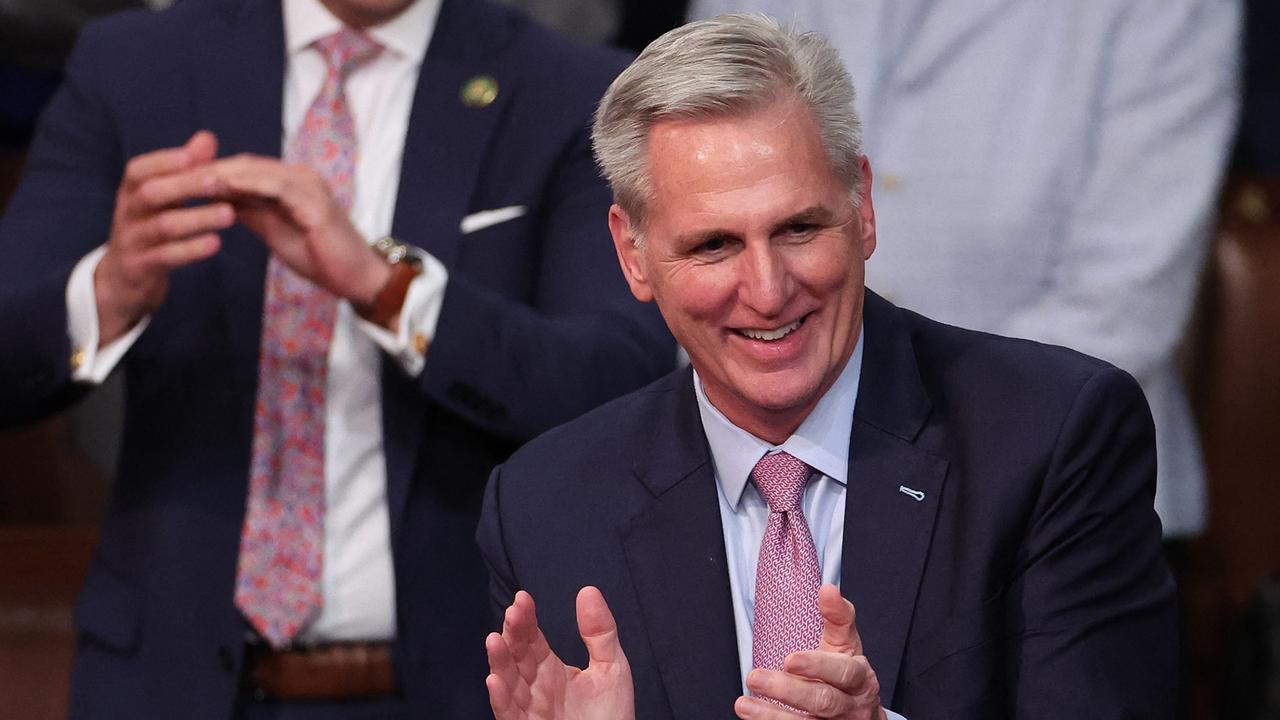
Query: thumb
817 583 862 656
576 586 626 666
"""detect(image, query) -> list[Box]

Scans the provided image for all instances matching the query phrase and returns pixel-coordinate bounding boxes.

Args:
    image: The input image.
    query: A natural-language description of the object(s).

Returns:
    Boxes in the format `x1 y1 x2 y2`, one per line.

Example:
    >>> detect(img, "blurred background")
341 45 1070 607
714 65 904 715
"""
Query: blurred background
1 0 1277 717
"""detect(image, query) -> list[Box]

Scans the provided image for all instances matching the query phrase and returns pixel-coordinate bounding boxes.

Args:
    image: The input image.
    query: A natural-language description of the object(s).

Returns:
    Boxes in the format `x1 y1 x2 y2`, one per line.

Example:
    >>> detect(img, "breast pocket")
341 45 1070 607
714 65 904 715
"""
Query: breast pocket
454 214 536 299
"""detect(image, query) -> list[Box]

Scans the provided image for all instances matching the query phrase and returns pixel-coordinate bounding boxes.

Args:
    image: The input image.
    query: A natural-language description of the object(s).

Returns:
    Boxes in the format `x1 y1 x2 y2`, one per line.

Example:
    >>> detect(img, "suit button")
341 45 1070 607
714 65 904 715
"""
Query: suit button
218 645 235 673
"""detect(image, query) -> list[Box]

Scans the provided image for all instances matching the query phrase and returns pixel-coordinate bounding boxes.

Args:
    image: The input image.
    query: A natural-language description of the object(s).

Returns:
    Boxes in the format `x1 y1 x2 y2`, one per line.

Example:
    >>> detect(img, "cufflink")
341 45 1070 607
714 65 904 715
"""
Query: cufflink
70 348 86 372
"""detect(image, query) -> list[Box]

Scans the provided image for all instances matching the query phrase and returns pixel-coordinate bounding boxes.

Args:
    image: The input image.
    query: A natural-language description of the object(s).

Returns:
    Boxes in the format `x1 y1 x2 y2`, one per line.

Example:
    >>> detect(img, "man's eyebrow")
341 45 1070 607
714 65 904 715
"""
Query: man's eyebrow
772 206 837 232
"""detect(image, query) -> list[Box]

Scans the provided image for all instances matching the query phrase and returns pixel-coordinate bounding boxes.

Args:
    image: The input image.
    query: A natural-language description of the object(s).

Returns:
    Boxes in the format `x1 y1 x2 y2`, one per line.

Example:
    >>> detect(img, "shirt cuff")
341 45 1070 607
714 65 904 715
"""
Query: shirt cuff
66 245 149 384
355 247 447 377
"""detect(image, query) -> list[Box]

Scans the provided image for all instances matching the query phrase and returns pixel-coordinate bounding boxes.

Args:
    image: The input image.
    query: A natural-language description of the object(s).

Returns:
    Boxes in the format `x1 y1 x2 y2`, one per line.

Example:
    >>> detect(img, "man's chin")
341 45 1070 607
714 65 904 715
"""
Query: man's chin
732 380 824 423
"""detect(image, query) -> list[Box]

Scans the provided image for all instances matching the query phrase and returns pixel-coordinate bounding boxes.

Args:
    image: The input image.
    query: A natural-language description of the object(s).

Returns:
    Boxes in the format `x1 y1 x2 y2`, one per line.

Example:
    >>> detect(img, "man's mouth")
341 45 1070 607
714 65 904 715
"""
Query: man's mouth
734 314 809 342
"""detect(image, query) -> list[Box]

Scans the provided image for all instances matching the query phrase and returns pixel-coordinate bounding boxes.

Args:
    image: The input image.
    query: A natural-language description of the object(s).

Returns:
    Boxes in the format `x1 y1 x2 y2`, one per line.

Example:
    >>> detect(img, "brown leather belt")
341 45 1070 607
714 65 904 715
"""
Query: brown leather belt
242 641 398 700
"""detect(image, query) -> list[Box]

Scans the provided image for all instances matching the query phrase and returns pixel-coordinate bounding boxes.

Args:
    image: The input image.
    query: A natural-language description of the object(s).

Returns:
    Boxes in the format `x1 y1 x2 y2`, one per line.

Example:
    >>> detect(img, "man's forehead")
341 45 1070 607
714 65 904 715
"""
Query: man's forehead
641 99 847 231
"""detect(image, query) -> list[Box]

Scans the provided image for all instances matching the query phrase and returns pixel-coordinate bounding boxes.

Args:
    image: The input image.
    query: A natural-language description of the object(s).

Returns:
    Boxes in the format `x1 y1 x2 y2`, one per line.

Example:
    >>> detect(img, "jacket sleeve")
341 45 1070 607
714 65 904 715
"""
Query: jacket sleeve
1008 365 1177 719
477 463 520 628
0 21 126 425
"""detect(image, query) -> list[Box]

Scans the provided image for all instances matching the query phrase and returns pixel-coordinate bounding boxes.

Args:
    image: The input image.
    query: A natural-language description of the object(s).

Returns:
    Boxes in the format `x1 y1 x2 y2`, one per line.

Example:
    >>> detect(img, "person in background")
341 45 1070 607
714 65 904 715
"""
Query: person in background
0 0 672 717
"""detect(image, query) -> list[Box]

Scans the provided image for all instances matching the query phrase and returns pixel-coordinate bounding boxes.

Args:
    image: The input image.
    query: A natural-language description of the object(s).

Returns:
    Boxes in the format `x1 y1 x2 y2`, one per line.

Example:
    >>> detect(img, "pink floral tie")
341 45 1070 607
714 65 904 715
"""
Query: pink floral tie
751 451 823 672
234 27 382 648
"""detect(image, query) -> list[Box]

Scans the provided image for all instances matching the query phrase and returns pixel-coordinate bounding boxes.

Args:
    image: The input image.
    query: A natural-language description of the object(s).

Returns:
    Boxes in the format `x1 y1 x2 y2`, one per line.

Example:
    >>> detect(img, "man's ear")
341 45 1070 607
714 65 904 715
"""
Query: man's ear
609 205 654 303
856 155 876 260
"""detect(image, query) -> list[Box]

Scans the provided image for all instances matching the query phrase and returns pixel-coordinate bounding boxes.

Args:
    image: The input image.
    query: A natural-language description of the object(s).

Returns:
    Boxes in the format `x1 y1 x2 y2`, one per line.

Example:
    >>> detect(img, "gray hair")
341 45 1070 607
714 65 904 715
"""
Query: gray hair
591 13 864 235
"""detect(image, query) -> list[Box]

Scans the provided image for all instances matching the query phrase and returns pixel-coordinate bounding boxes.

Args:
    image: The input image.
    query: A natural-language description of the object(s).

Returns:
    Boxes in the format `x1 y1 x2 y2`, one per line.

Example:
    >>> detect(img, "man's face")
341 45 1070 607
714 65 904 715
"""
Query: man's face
610 96 876 443
321 0 416 27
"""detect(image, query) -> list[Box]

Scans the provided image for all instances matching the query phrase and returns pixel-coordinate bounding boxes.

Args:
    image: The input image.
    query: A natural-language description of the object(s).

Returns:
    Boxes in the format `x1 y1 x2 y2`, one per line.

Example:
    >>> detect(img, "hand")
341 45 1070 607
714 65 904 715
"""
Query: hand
735 585 886 720
485 587 635 720
207 154 390 306
95 131 232 343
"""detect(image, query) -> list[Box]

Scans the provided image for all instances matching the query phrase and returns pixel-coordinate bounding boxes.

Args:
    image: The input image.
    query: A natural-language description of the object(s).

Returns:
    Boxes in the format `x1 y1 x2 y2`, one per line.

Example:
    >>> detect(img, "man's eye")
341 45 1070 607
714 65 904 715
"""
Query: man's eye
785 223 817 235
697 237 729 253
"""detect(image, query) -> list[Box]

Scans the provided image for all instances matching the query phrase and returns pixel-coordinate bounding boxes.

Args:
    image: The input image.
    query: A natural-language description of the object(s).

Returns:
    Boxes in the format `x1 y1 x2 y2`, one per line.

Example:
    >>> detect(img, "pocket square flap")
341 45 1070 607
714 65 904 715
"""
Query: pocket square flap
460 205 527 234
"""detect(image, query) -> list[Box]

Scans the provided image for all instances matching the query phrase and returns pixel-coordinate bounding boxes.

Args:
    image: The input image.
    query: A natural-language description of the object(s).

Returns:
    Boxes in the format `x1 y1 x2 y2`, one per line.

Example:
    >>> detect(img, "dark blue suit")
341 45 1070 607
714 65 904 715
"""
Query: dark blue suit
0 0 672 717
478 291 1177 719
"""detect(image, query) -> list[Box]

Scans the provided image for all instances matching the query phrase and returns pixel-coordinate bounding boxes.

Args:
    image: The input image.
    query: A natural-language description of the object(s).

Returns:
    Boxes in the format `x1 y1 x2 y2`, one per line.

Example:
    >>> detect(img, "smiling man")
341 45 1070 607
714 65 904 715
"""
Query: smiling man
476 13 1178 720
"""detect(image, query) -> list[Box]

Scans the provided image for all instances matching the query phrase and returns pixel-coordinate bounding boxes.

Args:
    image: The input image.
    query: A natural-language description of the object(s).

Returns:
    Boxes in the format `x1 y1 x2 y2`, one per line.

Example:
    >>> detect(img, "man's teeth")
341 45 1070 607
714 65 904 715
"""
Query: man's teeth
739 318 803 341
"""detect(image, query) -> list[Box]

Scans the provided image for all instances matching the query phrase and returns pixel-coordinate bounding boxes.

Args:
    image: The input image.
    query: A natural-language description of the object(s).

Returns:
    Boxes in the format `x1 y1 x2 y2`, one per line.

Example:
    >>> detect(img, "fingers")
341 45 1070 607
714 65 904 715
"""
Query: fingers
817 584 861 656
744 662 881 719
576 586 627 667
129 171 221 218
120 131 218 194
137 202 235 247
485 633 524 720
100 202 231 289
503 591 546 651
503 591 556 688
211 156 332 217
209 154 350 243
783 651 879 698
137 233 223 272
491 592 545 713
745 668 835 717
185 129 218 164
734 694 806 718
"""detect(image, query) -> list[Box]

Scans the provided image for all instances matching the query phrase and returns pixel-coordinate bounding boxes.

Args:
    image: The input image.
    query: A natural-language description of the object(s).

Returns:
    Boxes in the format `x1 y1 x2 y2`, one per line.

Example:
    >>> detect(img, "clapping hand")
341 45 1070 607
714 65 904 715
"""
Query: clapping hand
735 584 887 720
485 587 635 720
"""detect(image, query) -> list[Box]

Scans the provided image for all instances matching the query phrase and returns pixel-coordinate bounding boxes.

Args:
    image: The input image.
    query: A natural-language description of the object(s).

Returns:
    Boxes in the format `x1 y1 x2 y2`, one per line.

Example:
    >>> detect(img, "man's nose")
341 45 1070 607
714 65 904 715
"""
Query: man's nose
738 242 790 317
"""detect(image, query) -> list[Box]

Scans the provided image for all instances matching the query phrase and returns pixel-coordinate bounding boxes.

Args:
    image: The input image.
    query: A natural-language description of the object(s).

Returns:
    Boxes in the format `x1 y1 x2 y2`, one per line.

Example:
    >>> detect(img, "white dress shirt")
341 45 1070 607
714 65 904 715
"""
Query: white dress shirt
695 329 905 719
63 0 452 642
690 0 1240 538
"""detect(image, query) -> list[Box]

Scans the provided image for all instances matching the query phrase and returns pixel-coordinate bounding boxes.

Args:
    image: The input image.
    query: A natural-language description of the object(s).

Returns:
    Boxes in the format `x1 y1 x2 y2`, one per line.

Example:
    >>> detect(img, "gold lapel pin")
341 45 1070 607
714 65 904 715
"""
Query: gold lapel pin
460 75 499 108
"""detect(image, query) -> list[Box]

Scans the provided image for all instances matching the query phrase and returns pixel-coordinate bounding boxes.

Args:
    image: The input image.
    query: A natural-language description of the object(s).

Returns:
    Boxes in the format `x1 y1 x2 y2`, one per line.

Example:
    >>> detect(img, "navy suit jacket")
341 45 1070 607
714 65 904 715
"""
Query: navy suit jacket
0 0 672 717
478 291 1177 719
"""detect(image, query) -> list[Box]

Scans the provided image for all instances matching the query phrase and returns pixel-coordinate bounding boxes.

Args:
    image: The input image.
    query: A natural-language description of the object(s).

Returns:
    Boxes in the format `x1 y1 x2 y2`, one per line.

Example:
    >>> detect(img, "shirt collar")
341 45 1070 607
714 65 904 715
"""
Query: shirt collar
694 326 864 509
284 0 439 64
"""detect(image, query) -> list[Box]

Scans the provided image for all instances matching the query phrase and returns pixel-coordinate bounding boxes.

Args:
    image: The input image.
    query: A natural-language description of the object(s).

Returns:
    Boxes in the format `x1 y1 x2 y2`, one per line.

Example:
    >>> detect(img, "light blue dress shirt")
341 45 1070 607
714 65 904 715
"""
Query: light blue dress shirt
693 329 906 719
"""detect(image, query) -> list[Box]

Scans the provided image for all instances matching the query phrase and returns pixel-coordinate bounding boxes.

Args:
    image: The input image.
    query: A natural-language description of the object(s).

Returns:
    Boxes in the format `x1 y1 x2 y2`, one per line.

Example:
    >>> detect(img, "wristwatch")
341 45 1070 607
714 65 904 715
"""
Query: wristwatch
355 236 423 327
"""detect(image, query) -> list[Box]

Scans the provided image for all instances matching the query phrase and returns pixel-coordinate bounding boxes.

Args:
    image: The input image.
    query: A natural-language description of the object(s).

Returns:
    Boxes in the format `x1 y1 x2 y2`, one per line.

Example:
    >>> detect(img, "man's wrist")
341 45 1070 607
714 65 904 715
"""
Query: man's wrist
354 236 422 328
93 254 149 344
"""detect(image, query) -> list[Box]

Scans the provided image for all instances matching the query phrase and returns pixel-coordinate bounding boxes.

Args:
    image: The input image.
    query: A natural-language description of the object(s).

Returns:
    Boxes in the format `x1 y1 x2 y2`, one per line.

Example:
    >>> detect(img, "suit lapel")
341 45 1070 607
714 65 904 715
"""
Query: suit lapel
389 0 514 267
383 0 516 534
621 372 743 719
841 292 947 705
191 0 282 386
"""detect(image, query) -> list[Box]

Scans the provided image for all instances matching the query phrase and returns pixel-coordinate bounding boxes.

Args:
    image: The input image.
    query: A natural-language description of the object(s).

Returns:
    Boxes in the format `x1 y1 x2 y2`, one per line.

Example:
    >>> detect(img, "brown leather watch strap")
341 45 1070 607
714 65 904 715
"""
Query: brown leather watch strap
355 260 421 328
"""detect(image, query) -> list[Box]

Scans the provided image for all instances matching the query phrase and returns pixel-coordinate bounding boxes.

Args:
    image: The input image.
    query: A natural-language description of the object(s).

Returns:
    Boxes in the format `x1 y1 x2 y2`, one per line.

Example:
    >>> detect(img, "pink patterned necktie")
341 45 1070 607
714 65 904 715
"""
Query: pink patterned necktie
751 451 824 671
234 27 382 648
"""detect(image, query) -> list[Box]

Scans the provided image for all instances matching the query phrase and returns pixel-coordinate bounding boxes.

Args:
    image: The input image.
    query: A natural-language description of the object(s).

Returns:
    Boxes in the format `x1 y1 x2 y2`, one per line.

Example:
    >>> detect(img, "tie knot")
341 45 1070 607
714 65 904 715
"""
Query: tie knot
314 27 383 77
751 451 812 512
